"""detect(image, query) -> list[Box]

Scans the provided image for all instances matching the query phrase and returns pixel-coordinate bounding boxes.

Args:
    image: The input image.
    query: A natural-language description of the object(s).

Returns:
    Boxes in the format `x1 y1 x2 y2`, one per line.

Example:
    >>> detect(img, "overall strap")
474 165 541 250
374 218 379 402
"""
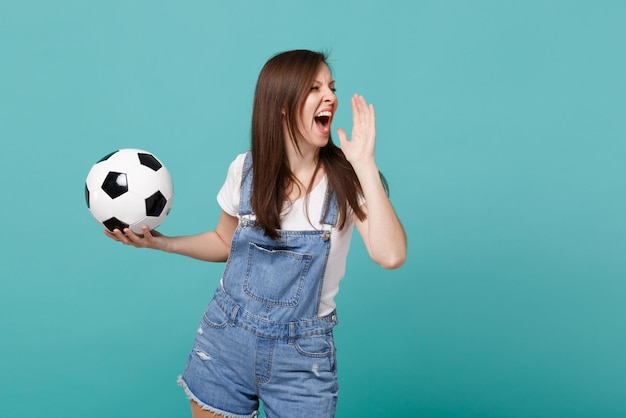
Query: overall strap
238 151 254 216
319 186 339 227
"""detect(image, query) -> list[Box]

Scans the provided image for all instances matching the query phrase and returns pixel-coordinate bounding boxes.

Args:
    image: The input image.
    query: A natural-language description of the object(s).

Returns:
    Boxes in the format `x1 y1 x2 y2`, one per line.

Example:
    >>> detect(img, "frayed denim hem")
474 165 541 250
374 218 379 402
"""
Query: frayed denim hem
177 375 259 418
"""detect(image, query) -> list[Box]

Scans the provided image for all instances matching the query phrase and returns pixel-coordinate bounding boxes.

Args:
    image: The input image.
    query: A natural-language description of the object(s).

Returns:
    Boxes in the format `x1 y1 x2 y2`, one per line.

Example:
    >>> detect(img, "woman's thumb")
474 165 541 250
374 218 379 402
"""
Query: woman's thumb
336 128 347 146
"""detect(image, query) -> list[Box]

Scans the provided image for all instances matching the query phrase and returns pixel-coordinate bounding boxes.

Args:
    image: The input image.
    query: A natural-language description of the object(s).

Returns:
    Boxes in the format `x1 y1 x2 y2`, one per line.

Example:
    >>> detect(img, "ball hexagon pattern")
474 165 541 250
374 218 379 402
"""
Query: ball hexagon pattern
85 149 174 234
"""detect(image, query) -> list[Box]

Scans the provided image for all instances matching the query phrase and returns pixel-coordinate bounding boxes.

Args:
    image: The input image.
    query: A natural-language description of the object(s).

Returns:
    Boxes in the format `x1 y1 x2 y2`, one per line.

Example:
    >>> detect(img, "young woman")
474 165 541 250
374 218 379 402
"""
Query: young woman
107 49 406 418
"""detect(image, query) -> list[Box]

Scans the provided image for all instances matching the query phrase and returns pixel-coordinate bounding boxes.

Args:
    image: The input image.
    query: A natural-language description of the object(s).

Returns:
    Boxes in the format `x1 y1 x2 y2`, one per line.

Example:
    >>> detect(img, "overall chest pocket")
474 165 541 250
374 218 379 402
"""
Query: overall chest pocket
243 242 312 307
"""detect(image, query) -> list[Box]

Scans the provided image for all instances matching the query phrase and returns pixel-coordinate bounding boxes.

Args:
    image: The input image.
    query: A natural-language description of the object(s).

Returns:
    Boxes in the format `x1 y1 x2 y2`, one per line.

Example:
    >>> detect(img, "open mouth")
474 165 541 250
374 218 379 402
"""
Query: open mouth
314 111 332 133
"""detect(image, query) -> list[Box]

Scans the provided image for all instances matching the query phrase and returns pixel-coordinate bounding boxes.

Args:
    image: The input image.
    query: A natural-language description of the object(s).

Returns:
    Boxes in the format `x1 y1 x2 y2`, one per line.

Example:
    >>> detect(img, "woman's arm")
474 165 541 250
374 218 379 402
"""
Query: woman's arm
105 210 239 262
337 94 407 269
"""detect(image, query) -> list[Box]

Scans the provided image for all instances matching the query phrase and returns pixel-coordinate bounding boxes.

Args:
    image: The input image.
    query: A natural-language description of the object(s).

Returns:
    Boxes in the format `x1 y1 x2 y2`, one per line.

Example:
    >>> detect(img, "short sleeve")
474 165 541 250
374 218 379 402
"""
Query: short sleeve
216 153 247 217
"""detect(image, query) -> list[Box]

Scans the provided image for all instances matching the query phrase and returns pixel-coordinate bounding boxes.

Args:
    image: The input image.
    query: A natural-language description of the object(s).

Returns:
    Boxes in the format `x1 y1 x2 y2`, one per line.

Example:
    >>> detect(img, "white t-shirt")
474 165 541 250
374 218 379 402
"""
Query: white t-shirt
217 153 356 317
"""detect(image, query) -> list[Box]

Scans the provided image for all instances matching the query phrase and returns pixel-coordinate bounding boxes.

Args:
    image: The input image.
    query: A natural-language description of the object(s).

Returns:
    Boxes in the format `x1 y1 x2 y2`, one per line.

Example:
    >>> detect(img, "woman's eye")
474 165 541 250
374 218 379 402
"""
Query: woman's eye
310 86 337 93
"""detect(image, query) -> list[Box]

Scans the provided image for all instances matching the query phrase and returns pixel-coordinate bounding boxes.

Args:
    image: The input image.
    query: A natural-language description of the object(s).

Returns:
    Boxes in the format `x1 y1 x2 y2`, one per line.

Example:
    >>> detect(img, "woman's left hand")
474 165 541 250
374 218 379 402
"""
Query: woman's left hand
336 94 376 167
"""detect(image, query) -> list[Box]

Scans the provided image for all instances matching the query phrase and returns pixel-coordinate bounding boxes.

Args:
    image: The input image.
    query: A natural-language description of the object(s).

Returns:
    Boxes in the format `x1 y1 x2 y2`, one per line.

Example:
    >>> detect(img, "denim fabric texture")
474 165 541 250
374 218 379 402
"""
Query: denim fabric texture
179 152 340 418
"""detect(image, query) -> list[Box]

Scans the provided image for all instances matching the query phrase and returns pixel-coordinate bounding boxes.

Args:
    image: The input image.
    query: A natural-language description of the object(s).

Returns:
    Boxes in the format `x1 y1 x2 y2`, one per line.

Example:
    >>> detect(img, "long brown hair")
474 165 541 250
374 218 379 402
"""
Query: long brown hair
250 50 366 238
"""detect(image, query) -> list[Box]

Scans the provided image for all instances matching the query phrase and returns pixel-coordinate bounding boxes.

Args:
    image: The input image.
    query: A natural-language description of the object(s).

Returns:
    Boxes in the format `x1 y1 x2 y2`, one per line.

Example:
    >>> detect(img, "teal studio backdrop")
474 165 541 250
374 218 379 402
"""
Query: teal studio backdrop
1 1 625 417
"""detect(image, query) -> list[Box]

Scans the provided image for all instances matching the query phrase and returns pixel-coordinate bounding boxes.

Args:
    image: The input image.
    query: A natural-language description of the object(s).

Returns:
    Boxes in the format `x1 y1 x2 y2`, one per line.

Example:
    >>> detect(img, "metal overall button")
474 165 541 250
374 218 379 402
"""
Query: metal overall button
321 231 330 241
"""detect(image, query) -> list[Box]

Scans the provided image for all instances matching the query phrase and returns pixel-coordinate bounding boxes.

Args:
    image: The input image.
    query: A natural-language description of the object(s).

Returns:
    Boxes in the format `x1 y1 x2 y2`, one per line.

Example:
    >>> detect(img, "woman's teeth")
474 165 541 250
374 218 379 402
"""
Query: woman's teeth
316 111 332 118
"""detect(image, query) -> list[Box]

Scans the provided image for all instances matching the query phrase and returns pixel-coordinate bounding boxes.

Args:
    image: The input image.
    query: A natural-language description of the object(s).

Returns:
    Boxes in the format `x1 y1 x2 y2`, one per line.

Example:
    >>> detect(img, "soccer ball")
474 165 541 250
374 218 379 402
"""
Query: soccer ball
85 149 174 234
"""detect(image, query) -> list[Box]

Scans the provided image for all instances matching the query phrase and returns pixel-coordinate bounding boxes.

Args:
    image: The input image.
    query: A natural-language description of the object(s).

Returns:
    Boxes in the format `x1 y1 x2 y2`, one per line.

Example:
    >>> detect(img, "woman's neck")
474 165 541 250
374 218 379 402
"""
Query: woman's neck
284 141 324 201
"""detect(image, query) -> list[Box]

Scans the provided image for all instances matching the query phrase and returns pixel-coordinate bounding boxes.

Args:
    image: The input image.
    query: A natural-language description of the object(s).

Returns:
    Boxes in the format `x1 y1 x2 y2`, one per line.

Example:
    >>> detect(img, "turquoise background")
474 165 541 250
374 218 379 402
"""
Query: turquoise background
1 1 625 417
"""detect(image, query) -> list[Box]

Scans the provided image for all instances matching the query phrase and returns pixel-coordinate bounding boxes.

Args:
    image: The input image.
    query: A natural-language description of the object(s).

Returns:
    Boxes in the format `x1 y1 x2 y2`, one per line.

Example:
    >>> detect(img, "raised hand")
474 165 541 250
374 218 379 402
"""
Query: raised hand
336 94 376 167
336 94 406 269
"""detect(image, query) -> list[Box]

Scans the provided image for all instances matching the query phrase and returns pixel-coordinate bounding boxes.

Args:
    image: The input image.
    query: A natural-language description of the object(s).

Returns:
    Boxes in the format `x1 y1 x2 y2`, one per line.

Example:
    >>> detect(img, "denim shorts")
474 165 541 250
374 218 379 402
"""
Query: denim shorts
178 293 339 418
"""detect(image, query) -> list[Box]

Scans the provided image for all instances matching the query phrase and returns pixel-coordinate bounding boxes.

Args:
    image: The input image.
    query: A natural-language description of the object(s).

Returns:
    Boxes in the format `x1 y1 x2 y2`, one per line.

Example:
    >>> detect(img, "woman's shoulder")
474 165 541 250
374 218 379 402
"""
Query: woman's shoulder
225 152 249 179
217 152 248 216
232 152 248 169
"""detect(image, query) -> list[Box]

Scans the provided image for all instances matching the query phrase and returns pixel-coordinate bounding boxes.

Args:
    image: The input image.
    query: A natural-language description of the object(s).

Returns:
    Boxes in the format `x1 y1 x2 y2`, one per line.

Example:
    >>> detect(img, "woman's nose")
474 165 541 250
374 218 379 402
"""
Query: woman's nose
323 88 336 103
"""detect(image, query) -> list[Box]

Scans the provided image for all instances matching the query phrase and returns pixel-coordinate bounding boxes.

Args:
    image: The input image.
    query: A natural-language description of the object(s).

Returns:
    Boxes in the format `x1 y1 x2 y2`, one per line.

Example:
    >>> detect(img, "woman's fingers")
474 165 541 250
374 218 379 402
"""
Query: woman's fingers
352 94 367 125
352 94 374 125
351 94 375 132
338 94 377 164
103 226 154 248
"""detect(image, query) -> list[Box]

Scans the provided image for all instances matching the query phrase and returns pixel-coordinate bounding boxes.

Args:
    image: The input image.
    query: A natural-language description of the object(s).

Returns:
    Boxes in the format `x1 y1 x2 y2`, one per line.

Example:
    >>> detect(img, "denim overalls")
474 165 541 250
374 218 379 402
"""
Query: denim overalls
179 152 340 418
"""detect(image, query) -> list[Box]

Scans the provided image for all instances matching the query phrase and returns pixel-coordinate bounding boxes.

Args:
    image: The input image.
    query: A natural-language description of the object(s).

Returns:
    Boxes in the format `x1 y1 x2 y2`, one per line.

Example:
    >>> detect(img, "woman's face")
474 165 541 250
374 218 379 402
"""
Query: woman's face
293 64 337 152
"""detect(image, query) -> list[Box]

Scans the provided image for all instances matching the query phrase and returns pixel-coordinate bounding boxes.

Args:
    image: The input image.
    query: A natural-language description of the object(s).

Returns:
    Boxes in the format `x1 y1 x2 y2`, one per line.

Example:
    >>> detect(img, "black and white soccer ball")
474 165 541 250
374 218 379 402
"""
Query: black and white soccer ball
85 149 174 234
